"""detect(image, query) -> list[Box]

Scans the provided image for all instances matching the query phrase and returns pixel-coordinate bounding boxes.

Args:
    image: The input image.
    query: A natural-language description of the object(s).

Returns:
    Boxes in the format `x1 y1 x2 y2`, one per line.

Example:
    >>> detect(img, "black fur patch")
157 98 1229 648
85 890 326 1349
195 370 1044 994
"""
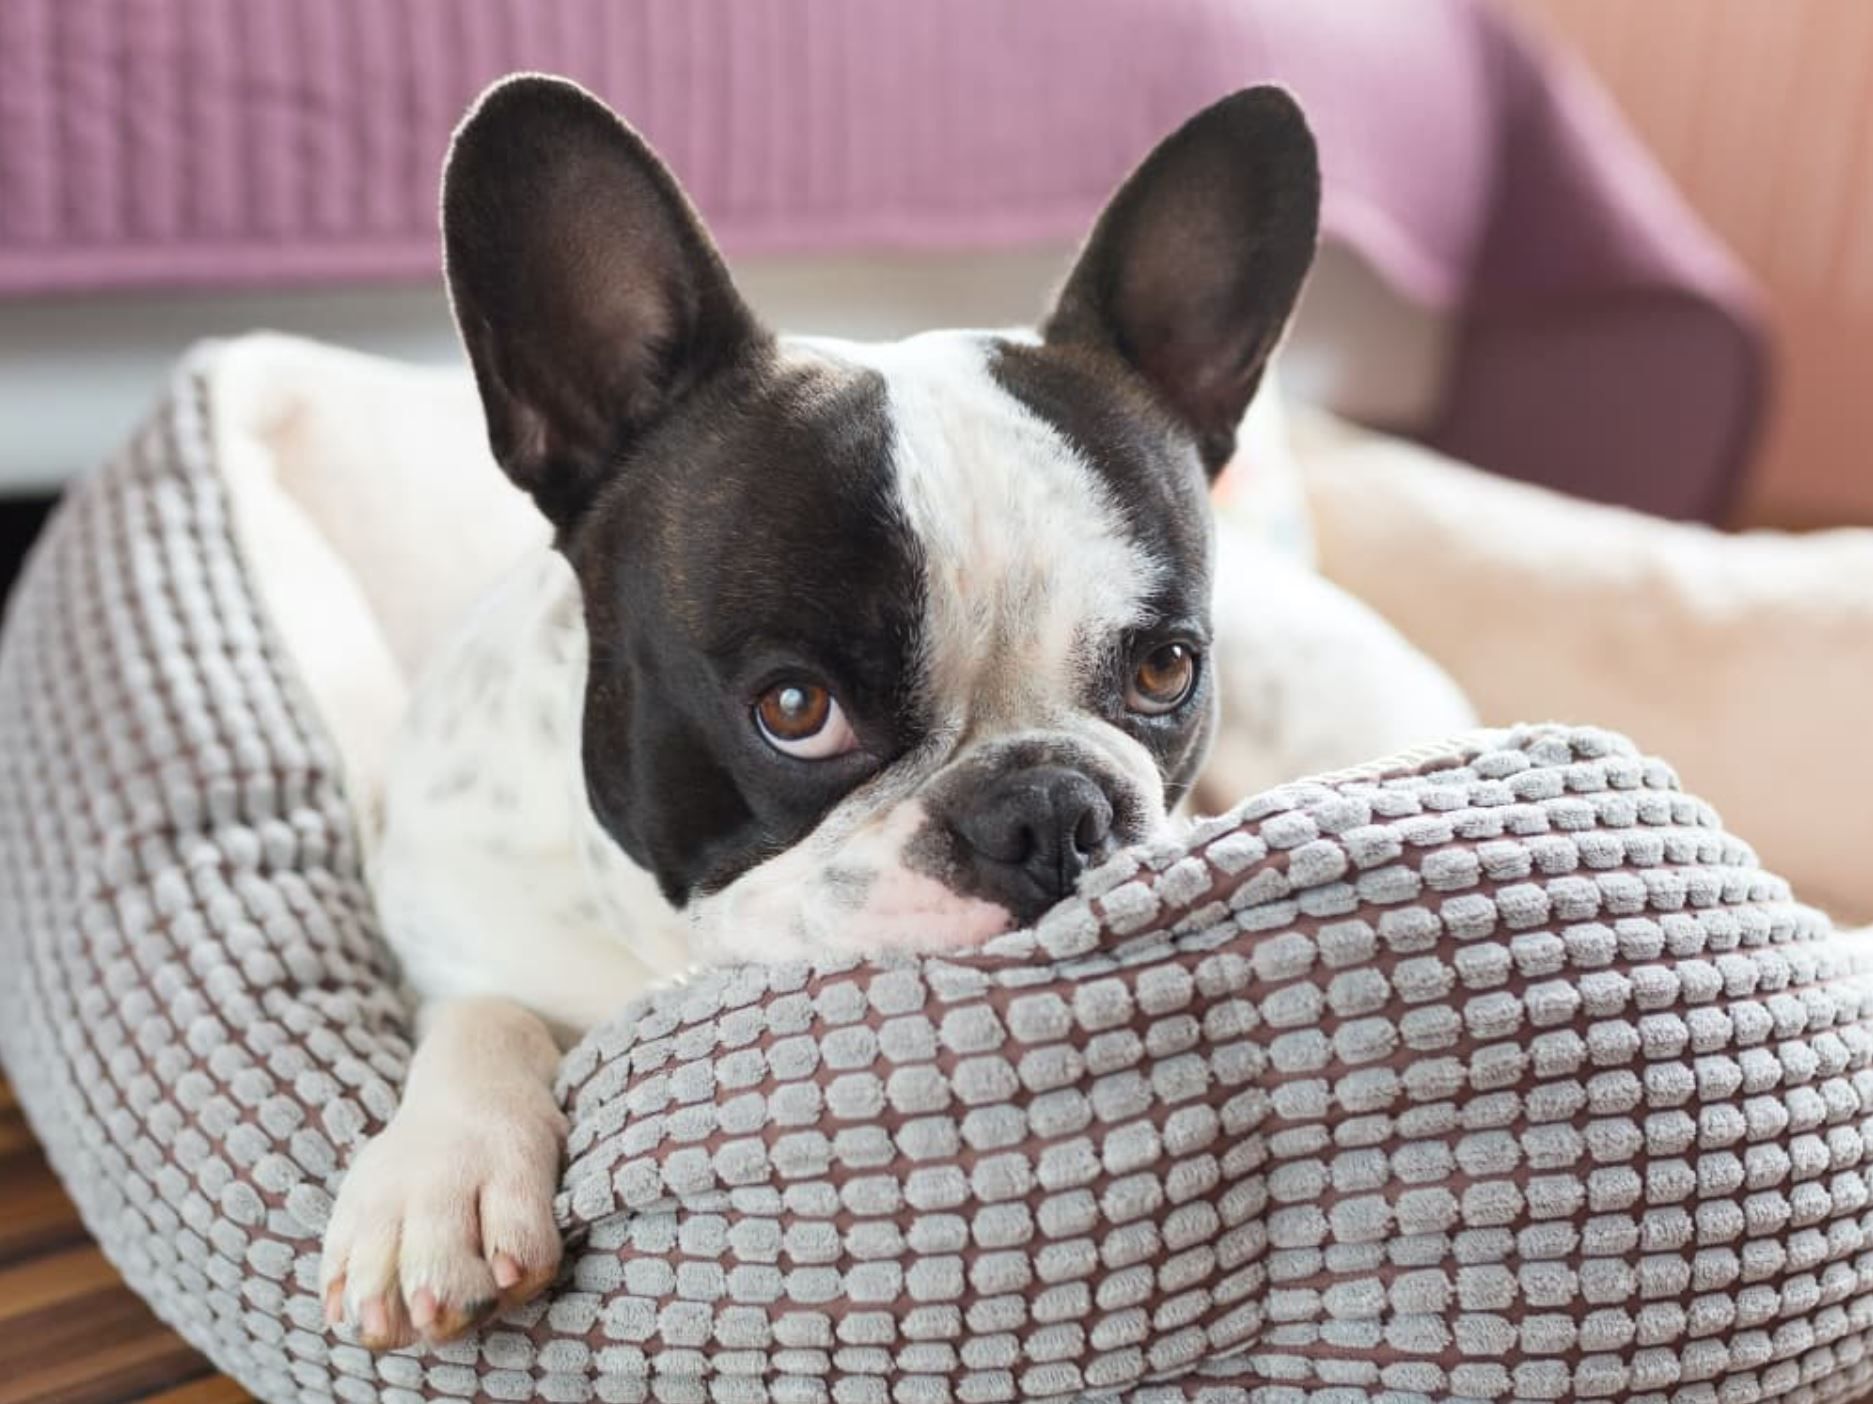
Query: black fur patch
565 353 928 901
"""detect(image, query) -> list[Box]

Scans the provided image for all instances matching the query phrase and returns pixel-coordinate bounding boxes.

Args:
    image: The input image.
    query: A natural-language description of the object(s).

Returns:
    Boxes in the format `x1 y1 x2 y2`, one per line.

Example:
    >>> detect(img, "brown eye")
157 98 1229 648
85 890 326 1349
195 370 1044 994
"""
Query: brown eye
1126 641 1198 715
754 681 858 759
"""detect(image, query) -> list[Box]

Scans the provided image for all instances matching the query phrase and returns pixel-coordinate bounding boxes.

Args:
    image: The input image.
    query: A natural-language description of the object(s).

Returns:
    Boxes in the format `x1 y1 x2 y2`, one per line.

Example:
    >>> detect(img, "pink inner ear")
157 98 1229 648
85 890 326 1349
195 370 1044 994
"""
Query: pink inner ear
1118 238 1271 425
1042 87 1317 466
501 402 555 489
444 74 765 531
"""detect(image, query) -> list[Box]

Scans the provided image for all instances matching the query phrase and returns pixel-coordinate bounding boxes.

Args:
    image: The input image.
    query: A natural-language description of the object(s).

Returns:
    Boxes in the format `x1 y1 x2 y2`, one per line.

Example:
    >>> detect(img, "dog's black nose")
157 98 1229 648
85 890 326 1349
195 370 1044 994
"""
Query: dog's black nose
951 766 1115 920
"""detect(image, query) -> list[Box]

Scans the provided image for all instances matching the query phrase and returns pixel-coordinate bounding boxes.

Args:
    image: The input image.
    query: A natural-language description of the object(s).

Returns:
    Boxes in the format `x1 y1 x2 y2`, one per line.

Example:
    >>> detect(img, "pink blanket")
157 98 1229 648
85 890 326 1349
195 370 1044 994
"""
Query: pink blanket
0 0 1763 518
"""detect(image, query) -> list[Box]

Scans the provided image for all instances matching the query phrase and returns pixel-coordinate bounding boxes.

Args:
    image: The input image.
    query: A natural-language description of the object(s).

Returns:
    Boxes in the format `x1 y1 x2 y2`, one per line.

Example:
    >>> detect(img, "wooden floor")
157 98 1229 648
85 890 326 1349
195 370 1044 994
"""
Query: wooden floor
0 1077 249 1404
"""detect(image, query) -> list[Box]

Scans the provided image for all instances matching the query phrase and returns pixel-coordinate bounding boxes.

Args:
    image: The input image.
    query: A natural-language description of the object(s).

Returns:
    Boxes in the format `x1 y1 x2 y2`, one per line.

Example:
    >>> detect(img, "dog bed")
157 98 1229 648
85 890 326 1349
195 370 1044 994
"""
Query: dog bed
6 353 1873 1404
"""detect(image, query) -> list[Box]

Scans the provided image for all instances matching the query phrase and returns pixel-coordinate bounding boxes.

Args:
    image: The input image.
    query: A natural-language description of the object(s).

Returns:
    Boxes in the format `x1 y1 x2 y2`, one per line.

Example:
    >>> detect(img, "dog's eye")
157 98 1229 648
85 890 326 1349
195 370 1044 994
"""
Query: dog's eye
754 681 859 759
1126 641 1199 715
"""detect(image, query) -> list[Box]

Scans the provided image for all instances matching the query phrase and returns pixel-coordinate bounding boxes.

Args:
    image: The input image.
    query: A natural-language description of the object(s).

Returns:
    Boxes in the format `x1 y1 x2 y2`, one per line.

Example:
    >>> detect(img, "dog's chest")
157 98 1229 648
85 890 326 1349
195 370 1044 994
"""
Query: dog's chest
368 551 690 1031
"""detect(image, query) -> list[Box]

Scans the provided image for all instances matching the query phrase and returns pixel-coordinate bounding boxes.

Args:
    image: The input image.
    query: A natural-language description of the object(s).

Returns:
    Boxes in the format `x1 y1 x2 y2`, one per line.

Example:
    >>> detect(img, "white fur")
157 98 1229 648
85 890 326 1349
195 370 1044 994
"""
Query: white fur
318 997 565 1346
809 332 1164 723
364 550 687 1039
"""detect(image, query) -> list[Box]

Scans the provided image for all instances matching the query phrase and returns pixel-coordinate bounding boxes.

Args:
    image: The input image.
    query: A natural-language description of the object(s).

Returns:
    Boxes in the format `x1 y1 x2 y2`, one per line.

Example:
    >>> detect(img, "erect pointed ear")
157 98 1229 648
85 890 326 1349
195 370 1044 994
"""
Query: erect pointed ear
1042 86 1320 476
442 74 766 529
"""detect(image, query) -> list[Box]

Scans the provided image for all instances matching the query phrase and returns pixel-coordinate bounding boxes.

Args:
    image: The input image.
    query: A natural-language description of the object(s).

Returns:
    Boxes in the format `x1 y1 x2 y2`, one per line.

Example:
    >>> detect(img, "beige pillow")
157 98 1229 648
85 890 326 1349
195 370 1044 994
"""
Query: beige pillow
1198 515 1478 810
1299 413 1873 924
1213 367 1318 565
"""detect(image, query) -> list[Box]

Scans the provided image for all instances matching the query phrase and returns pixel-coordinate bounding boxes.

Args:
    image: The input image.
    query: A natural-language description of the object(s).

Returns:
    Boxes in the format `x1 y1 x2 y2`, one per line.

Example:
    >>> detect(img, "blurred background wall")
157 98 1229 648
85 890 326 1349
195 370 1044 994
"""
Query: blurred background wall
1510 0 1873 529
0 0 1865 570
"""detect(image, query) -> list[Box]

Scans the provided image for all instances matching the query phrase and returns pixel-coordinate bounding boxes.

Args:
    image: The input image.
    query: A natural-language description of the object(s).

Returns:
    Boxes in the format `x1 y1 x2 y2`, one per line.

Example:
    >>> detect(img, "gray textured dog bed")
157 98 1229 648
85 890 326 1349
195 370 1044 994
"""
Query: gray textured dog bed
5 359 1873 1404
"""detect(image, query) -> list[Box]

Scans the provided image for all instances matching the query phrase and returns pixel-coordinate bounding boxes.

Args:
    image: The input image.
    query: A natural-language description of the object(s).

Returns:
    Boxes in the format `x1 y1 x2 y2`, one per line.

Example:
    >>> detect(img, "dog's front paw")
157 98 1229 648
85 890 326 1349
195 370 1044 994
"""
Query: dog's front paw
319 1096 567 1350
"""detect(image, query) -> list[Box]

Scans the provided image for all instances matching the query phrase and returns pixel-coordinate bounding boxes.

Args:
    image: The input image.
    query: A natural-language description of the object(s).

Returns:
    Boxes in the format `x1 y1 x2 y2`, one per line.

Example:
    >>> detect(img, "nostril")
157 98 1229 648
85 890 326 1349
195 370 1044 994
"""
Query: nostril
1072 795 1114 857
1002 823 1035 866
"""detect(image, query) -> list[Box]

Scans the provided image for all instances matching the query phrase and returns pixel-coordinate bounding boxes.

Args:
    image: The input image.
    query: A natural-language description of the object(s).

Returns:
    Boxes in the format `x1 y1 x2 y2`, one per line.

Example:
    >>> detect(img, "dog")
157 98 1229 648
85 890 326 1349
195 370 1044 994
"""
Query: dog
317 72 1324 1351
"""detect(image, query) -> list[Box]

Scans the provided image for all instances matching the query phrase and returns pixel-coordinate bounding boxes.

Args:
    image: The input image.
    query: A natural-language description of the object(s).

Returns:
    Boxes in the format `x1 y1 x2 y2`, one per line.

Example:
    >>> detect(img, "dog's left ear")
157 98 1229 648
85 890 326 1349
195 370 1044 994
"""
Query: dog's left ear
1043 87 1320 475
442 74 766 530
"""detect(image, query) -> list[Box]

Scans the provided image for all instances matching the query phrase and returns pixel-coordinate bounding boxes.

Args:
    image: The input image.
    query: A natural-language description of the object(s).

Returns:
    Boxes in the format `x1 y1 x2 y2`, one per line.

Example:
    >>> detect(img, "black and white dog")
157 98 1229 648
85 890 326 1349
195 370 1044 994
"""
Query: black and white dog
320 74 1321 1349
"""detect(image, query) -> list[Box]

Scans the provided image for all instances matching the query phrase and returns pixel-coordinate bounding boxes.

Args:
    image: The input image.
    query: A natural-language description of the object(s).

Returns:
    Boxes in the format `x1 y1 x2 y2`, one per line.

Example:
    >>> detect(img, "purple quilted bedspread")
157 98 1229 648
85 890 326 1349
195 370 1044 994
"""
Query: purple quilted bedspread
0 0 1763 517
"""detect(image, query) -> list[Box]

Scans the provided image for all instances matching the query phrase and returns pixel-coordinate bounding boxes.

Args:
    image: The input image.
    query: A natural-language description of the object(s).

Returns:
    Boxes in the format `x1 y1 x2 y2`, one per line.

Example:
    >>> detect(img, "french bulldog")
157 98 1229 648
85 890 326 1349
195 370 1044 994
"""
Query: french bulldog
319 72 1321 1349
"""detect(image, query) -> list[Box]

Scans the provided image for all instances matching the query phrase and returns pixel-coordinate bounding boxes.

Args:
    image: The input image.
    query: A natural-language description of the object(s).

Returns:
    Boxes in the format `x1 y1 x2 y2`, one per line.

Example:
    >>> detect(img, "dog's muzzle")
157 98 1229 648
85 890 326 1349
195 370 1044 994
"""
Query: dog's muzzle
941 764 1118 923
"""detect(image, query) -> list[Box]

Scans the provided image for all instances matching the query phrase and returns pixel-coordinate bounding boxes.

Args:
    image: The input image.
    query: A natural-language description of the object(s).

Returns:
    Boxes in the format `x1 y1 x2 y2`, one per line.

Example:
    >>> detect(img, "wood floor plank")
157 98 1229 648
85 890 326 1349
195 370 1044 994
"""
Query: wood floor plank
0 1327 215 1404
141 1379 254 1404
0 1114 38 1158
0 1243 122 1317
0 1239 219 1402
0 1079 86 1268
0 1077 238 1403
0 1149 86 1265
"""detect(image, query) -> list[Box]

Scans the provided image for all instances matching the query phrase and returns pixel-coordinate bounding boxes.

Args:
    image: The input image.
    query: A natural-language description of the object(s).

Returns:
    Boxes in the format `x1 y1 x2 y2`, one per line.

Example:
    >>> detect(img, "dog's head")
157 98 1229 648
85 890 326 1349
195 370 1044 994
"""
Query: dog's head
442 75 1318 959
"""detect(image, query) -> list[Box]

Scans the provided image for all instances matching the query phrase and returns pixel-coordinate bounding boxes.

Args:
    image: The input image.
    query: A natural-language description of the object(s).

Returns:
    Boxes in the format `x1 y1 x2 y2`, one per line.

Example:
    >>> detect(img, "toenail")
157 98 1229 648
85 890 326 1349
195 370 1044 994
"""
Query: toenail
360 1297 389 1340
491 1253 522 1289
409 1288 437 1330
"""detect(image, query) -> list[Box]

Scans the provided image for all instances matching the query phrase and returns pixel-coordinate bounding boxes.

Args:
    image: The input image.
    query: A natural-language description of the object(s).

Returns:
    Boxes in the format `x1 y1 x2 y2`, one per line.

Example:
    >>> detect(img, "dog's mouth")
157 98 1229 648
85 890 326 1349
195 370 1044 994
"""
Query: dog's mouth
828 871 1019 952
682 797 1040 963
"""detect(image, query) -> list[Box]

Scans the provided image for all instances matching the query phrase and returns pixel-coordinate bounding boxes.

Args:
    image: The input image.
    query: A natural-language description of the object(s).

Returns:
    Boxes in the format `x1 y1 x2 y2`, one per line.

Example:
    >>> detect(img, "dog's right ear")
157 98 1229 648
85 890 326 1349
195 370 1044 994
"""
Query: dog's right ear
443 74 766 531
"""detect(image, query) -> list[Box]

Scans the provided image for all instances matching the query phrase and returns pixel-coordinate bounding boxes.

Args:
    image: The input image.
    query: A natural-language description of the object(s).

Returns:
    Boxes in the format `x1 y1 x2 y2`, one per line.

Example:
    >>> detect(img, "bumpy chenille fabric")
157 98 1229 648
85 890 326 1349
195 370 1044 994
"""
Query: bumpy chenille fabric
4 359 1873 1404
